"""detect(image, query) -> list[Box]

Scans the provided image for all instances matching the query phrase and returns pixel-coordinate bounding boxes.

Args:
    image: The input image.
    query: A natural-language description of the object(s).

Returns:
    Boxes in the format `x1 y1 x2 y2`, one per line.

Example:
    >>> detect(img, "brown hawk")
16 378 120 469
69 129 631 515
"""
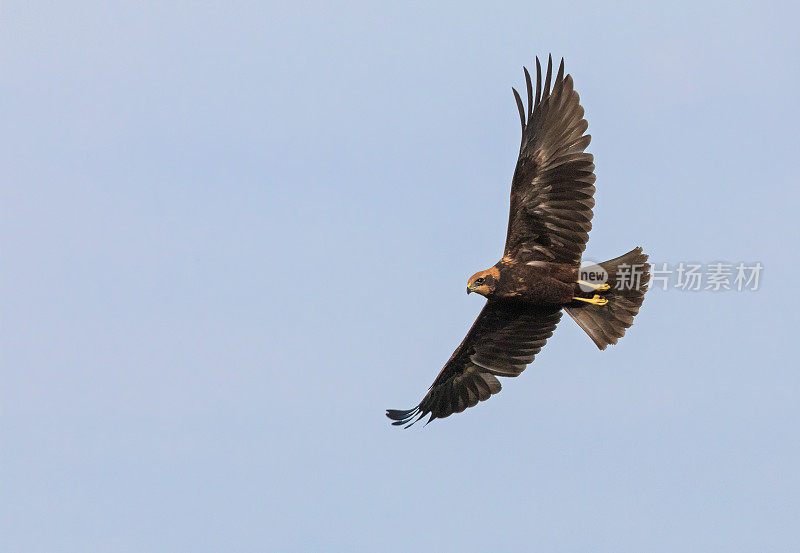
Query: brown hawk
387 56 650 427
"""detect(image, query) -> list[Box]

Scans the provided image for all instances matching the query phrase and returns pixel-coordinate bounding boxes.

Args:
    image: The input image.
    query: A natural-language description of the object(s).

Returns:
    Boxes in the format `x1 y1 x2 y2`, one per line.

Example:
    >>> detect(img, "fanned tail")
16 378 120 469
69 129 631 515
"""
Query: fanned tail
566 247 650 350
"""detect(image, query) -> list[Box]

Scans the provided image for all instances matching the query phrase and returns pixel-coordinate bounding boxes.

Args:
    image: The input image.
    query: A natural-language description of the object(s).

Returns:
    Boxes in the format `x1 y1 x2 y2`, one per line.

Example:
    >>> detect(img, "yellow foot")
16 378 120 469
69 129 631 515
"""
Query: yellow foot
572 294 608 306
577 280 611 292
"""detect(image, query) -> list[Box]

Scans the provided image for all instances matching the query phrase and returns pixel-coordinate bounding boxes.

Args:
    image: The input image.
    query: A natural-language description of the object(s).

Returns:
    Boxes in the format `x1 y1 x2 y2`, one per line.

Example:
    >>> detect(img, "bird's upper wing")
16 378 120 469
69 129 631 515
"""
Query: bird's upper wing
387 301 562 427
504 56 596 265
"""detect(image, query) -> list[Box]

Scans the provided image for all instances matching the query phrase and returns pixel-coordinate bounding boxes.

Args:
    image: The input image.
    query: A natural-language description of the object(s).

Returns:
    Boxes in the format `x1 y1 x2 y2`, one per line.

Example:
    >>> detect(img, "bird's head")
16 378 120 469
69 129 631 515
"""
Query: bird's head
467 267 499 297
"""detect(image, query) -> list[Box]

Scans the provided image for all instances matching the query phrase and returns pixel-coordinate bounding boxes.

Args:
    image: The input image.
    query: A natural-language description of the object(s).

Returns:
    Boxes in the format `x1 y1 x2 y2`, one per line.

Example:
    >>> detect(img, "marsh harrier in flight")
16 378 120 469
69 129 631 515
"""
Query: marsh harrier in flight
387 56 650 427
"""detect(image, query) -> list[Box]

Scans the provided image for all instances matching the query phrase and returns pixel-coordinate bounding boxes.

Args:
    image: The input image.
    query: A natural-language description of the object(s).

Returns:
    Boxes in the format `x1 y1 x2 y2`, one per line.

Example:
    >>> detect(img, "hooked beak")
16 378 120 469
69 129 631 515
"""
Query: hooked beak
466 285 472 295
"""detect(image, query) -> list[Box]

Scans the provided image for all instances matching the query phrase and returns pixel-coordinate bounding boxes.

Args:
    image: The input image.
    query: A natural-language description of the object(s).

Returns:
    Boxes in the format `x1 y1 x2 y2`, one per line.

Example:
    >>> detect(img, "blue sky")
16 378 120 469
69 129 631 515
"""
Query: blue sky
2 2 799 552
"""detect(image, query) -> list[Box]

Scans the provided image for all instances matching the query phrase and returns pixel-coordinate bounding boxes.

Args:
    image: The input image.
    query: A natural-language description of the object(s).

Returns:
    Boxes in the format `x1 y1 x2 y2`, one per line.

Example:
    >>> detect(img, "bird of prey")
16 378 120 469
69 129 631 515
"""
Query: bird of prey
387 56 650 428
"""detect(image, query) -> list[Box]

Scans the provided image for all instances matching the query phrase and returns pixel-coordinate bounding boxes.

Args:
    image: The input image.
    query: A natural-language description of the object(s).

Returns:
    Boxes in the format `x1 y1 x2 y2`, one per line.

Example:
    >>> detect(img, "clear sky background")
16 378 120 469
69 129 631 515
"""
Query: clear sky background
2 2 799 552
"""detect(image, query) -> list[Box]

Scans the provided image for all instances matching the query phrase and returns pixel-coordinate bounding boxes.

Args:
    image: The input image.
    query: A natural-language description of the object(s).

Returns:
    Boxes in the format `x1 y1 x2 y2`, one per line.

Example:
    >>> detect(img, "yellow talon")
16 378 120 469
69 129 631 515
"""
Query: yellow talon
577 280 611 292
572 294 608 306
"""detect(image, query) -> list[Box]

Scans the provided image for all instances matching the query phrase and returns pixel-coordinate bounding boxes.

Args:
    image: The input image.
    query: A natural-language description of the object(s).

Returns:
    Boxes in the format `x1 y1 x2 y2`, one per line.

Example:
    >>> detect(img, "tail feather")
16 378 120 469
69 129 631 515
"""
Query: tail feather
566 247 650 350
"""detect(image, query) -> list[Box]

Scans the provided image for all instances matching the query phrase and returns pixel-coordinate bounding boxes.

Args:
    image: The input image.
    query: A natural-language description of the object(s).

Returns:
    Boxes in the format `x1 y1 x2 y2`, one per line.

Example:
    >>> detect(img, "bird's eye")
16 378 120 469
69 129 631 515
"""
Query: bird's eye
474 277 485 285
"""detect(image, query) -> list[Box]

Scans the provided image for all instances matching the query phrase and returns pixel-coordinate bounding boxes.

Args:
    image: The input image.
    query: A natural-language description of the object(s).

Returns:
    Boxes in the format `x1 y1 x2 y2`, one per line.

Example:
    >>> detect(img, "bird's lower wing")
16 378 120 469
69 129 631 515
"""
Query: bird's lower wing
387 301 562 427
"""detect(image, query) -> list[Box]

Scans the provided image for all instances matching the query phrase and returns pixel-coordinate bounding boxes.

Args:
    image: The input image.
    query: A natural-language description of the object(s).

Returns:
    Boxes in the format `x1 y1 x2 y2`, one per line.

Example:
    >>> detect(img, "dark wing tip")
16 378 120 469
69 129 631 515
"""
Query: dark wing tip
556 57 565 84
386 407 426 428
511 87 525 133
525 55 565 114
523 66 533 117
543 54 553 99
535 57 542 106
